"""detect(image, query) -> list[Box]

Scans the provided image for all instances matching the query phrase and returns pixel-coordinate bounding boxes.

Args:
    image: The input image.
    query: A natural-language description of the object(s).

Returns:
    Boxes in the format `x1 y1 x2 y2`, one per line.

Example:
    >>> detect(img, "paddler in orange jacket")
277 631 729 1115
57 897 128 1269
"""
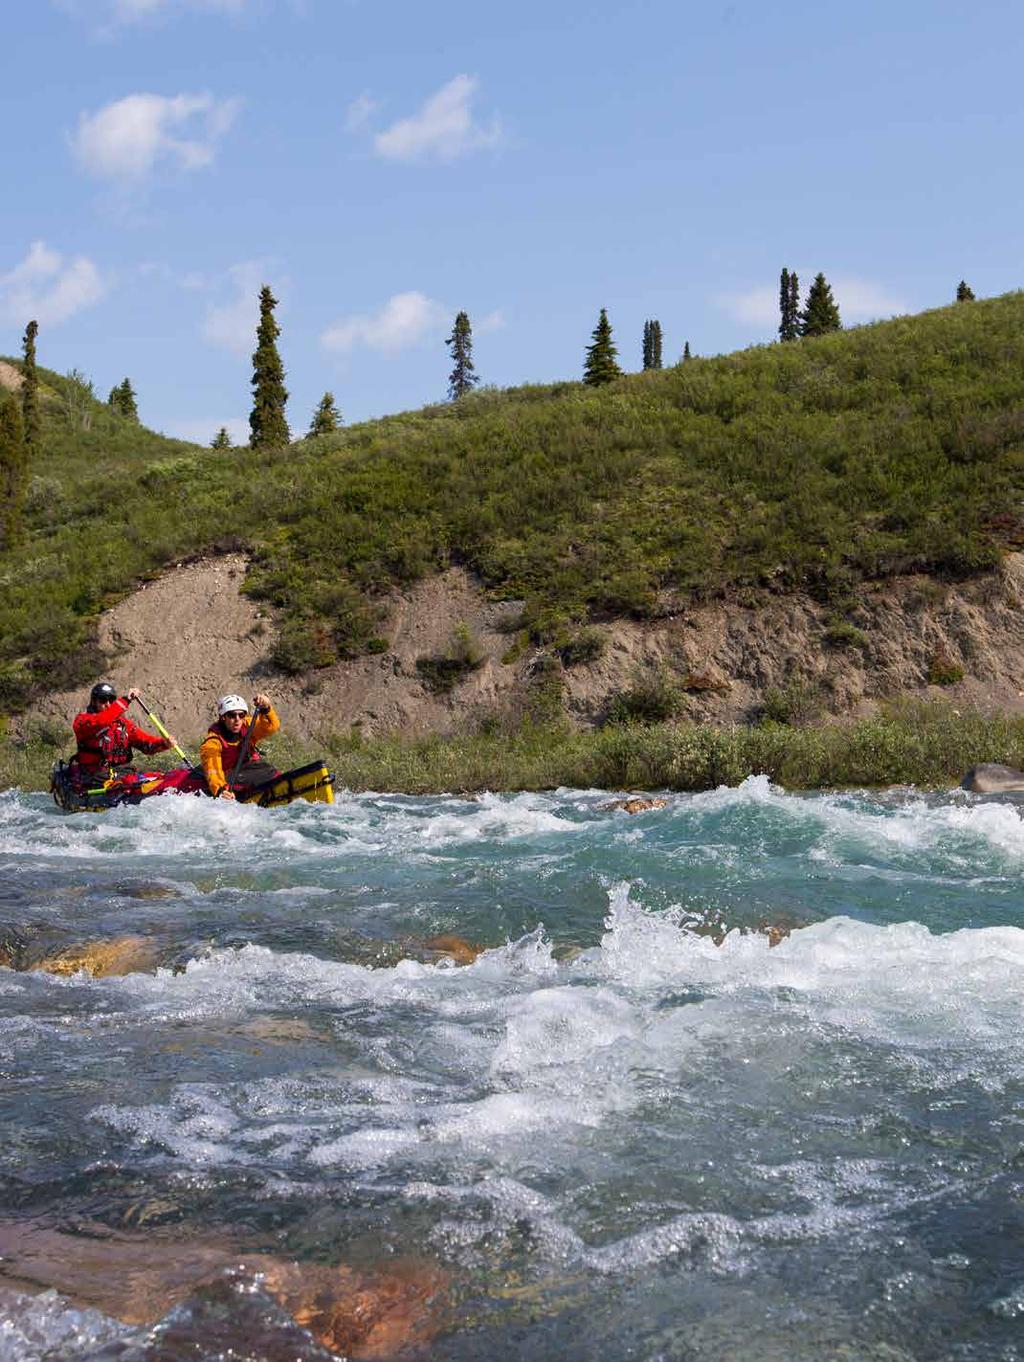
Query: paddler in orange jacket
200 692 280 801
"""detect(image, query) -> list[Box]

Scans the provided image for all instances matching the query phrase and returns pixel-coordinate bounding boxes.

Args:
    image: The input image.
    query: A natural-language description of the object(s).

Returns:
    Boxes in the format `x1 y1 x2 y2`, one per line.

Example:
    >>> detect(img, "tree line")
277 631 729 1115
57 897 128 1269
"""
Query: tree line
0 273 983 533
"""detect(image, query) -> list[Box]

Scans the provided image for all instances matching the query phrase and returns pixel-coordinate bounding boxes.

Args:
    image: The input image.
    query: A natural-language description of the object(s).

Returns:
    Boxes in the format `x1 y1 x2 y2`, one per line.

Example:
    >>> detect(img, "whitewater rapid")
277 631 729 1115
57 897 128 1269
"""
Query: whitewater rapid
0 777 1022 1360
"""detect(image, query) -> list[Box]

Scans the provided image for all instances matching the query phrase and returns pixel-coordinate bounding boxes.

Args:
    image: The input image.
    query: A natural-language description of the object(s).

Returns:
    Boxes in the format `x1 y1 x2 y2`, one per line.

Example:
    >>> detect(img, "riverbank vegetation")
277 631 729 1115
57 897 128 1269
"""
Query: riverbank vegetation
3 291 1024 713
4 702 1022 796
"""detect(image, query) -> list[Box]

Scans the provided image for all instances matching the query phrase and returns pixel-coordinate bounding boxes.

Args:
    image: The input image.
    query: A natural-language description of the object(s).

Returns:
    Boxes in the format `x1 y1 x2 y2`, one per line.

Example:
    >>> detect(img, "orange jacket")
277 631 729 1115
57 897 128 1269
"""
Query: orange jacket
200 706 280 796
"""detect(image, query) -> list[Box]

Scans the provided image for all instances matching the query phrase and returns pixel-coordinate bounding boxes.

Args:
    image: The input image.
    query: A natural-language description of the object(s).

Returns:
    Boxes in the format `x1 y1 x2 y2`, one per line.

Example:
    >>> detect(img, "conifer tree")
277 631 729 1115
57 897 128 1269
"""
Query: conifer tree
119 378 139 420
446 311 478 400
956 280 976 302
309 392 341 436
800 272 841 336
643 319 663 370
107 379 138 420
0 394 27 549
779 268 801 341
21 320 39 452
211 427 232 449
682 341 692 361
583 308 622 386
249 285 289 449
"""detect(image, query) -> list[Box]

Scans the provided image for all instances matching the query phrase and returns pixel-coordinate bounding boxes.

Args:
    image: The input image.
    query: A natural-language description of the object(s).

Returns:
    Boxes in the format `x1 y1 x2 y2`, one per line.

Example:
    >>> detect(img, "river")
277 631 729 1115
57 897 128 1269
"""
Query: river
0 777 1022 1360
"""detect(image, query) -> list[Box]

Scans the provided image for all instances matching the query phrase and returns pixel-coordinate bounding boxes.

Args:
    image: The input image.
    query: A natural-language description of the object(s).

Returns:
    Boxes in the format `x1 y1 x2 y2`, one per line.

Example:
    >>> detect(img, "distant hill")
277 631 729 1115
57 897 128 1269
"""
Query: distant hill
2 293 1024 716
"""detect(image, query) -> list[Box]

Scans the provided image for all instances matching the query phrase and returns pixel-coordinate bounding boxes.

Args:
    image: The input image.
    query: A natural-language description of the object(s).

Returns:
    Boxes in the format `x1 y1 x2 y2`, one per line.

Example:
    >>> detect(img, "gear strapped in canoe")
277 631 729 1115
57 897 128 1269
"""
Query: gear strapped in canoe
50 759 335 813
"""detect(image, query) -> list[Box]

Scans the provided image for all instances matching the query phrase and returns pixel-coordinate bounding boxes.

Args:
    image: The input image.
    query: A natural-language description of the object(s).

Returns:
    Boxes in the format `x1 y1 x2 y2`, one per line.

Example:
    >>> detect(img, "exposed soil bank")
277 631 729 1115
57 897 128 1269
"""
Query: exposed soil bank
26 552 1024 746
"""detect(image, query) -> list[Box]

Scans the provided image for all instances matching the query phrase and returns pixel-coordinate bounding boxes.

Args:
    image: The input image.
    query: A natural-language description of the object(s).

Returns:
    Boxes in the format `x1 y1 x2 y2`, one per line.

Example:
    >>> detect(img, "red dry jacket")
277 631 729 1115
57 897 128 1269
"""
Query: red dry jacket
72 697 170 772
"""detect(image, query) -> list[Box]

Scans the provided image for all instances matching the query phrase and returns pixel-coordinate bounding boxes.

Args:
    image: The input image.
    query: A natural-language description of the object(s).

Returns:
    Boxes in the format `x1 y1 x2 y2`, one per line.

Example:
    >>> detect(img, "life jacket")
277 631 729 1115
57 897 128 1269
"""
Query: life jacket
204 721 265 769
74 717 134 770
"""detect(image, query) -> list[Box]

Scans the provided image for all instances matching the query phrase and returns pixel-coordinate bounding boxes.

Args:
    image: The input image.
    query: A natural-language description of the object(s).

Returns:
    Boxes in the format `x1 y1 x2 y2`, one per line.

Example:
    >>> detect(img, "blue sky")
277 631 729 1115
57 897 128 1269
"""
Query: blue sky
2 0 1023 444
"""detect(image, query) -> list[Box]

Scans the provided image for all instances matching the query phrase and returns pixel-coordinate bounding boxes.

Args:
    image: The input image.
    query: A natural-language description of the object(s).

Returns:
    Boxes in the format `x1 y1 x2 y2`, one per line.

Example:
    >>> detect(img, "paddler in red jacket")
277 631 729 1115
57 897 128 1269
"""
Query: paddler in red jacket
200 693 281 800
71 683 173 789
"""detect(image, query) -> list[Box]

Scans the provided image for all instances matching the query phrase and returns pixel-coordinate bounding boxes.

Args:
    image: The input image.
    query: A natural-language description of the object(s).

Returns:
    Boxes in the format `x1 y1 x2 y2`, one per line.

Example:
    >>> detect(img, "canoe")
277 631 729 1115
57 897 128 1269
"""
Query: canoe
234 761 335 808
50 760 335 813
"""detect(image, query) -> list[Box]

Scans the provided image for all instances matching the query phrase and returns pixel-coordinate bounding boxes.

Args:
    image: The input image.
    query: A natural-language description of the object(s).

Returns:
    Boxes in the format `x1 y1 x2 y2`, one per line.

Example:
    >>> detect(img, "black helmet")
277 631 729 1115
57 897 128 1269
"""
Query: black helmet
89 682 118 711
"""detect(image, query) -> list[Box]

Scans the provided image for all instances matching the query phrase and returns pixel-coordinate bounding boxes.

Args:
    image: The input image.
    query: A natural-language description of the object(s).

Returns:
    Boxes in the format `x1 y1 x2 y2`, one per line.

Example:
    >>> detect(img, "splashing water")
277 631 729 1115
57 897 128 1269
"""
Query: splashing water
0 777 1022 1360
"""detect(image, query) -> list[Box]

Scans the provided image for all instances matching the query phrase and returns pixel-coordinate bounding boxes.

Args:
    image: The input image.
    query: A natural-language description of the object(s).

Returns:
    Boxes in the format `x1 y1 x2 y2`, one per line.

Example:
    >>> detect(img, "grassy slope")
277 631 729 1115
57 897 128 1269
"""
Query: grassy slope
3 294 1024 713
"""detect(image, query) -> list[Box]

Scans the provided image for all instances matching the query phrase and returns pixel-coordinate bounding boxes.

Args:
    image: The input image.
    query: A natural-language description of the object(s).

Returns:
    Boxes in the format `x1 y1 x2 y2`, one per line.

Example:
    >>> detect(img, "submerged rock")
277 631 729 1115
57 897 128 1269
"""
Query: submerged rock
0 1217 448 1358
601 797 670 814
960 762 1024 792
32 935 160 978
421 933 483 965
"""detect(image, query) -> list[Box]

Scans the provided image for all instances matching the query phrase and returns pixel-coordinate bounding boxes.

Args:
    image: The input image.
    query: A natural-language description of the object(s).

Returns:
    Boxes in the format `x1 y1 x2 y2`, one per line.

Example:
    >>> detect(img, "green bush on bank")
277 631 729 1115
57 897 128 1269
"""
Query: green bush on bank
4 704 1021 796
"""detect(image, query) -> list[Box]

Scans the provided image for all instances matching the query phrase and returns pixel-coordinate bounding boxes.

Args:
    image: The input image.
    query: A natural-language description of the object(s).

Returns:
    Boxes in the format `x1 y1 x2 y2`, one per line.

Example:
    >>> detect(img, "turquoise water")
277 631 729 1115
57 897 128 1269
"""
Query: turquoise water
1 777 1023 1360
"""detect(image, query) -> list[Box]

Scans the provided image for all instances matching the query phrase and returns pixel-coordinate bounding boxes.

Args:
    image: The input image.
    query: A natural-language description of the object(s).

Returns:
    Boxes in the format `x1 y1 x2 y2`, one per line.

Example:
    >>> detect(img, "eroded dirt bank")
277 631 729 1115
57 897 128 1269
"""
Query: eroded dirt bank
28 552 1024 744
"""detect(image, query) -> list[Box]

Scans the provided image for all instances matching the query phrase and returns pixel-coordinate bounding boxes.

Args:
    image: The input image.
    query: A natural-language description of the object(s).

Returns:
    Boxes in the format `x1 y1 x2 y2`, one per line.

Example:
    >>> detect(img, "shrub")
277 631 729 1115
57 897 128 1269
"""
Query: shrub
271 618 337 673
823 618 870 651
366 637 389 654
760 679 828 726
605 669 681 725
927 648 964 686
557 628 605 668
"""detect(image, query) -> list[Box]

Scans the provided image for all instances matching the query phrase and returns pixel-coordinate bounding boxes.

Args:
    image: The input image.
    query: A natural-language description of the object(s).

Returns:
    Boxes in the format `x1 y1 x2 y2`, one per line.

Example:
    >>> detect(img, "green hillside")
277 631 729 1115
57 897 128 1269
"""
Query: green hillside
3 293 1024 713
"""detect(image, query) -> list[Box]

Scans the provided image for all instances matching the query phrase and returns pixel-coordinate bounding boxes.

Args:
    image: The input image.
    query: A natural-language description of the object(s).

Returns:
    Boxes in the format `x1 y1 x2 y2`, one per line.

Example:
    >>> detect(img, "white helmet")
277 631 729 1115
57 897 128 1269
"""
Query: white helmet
217 693 249 716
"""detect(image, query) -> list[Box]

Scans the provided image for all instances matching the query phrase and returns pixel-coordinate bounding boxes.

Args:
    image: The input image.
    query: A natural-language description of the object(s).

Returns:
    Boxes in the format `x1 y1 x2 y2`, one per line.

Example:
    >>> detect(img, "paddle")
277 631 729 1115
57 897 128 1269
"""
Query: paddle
228 700 262 790
131 695 197 770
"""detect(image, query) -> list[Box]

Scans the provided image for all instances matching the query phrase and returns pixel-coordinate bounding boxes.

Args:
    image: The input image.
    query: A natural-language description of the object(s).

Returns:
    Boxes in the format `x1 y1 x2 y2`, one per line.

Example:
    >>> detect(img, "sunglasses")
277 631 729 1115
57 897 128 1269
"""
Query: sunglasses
223 711 247 721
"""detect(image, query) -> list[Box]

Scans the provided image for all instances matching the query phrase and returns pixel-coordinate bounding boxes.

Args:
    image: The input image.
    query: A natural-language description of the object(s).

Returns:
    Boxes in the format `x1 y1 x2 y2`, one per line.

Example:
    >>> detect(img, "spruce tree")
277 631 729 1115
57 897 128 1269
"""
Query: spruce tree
800 272 841 336
446 311 478 400
118 378 139 421
779 268 801 341
583 308 622 386
682 341 692 361
956 280 976 302
643 319 663 370
249 285 289 449
309 392 341 436
211 427 232 449
106 379 137 420
21 320 39 452
0 394 27 549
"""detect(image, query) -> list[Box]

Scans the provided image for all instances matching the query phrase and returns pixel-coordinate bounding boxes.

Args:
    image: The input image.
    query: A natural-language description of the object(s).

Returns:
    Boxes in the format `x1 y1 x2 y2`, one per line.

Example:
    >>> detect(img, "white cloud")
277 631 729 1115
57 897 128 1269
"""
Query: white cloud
0 241 106 328
322 291 447 355
114 0 247 15
72 92 241 181
715 285 778 328
162 415 249 445
202 262 268 354
66 0 249 23
345 93 379 132
830 277 907 322
717 275 908 330
373 75 501 163
476 309 506 334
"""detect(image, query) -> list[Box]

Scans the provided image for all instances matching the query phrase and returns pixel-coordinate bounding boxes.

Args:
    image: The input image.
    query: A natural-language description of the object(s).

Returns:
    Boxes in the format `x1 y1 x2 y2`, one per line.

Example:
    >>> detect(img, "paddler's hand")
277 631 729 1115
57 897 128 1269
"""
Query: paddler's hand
126 687 141 702
218 789 236 801
253 692 271 713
